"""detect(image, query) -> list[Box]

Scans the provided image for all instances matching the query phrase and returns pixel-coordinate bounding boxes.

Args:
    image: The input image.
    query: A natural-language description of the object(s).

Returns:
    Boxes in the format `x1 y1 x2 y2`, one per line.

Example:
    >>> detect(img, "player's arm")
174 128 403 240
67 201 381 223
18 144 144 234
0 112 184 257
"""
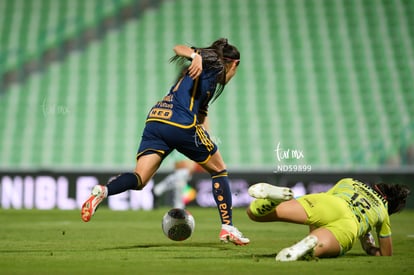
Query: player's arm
173 45 202 79
373 217 393 256
360 232 392 256
378 236 393 256
360 232 378 255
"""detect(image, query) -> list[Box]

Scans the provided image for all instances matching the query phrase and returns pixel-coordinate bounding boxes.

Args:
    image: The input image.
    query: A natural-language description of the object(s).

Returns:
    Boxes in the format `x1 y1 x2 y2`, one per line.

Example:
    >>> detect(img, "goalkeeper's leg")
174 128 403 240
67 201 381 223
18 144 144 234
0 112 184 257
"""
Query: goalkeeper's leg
247 183 295 221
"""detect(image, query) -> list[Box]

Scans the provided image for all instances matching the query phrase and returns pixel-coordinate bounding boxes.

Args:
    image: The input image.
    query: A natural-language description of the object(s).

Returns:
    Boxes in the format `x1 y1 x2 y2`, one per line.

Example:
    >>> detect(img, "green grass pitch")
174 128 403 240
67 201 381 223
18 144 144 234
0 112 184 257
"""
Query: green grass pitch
1 207 413 274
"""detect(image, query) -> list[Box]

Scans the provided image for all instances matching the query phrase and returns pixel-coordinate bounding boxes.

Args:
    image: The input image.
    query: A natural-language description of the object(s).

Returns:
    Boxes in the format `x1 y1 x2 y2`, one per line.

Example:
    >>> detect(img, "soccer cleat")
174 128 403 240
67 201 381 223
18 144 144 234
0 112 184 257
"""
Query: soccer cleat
248 183 294 201
219 224 250 246
81 185 108 222
275 235 318 262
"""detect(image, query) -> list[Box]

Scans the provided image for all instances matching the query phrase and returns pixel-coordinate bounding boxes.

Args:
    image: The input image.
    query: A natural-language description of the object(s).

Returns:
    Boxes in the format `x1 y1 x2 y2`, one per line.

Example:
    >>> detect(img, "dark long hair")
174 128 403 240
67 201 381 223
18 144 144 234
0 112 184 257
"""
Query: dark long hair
170 38 240 102
374 183 410 215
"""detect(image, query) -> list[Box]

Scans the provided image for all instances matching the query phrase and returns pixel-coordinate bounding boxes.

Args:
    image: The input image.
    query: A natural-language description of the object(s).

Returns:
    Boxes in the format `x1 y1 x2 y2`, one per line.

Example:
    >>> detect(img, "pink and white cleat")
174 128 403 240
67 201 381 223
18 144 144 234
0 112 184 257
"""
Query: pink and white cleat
81 185 108 222
219 224 250 246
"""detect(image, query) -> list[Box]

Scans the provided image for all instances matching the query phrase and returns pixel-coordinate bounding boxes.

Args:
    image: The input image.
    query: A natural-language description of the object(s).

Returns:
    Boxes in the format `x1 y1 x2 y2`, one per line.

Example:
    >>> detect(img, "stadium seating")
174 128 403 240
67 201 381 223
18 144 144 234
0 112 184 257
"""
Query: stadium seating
0 0 413 171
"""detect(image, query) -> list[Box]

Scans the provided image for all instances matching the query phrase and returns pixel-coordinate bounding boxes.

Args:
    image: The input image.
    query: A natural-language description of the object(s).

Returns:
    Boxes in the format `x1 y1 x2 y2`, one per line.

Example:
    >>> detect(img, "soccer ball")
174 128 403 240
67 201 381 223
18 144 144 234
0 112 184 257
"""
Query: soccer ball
162 208 195 241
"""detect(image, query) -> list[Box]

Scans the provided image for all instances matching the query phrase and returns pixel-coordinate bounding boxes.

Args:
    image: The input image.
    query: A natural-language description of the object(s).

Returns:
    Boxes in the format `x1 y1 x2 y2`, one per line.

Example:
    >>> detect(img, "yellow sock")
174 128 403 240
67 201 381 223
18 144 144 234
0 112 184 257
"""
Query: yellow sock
249 198 279 217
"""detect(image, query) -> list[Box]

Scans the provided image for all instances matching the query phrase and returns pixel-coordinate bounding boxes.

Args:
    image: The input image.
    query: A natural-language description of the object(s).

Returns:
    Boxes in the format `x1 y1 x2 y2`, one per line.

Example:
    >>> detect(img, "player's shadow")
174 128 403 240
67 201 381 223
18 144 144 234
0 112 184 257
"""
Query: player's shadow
102 245 367 261
102 243 282 261
101 242 232 251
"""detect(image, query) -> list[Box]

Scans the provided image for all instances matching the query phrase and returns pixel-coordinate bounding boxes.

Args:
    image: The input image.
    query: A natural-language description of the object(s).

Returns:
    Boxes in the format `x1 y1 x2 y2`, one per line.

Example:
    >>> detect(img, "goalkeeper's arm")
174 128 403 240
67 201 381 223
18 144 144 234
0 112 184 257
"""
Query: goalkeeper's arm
360 232 392 256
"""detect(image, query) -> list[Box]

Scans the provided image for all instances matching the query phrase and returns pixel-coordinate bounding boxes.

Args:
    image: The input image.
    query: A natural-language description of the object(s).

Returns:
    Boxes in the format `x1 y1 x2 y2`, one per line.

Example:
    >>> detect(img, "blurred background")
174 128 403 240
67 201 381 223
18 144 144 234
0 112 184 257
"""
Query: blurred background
0 0 413 209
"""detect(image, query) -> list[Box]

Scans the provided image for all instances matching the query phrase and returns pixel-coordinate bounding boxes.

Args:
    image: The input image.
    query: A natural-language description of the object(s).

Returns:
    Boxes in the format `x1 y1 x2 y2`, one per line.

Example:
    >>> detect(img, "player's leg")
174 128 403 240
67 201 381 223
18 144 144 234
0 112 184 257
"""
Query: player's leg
247 199 309 224
270 201 340 261
248 196 323 260
275 227 341 261
176 124 249 245
275 234 319 261
247 186 340 260
275 194 350 261
200 150 231 226
81 122 168 222
107 153 162 195
81 153 162 222
247 183 294 219
199 149 250 245
309 228 342 258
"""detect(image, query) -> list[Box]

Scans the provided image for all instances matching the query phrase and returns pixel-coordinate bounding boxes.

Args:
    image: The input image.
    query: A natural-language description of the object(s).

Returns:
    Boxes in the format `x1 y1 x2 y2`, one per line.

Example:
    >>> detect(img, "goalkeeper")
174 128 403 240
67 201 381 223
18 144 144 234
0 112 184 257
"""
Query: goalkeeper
246 178 410 261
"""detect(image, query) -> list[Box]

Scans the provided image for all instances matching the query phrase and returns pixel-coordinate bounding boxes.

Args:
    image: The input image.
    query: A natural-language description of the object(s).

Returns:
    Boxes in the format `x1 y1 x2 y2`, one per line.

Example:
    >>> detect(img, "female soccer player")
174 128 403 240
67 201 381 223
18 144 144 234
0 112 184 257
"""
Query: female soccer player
246 178 410 260
81 38 249 245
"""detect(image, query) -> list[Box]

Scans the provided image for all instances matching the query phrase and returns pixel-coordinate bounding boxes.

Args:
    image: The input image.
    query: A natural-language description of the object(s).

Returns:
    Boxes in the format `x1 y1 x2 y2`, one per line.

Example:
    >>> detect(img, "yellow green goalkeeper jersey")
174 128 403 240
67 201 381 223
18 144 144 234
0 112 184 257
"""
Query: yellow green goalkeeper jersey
326 178 391 238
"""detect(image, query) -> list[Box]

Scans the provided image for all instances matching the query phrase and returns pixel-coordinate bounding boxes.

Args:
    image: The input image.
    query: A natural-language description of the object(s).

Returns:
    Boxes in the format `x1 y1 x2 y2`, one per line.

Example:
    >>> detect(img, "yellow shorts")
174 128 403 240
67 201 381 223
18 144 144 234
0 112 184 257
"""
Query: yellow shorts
297 193 358 253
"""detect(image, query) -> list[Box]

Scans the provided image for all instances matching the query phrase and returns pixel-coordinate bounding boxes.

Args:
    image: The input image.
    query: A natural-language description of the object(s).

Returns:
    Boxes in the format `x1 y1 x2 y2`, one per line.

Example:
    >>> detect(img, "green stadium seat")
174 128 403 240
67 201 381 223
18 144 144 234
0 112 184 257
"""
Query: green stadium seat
0 0 413 170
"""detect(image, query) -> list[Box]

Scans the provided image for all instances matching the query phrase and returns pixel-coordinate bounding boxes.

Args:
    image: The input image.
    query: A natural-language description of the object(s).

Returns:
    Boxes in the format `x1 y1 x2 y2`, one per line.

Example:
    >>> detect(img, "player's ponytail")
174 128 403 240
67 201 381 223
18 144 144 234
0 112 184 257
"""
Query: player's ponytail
207 38 240 102
374 183 410 215
169 38 240 102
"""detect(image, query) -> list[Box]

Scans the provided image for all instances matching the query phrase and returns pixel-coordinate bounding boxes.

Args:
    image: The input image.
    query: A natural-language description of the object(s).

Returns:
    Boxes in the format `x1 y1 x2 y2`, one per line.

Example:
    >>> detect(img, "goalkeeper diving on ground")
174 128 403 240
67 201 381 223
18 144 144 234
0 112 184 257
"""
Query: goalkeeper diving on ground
247 178 410 261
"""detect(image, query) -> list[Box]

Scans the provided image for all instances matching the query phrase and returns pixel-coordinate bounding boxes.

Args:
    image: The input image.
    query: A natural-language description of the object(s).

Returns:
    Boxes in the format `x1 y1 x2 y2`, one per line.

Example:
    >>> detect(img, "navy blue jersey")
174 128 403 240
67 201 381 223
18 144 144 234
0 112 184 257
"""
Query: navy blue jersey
137 50 223 162
146 60 220 128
